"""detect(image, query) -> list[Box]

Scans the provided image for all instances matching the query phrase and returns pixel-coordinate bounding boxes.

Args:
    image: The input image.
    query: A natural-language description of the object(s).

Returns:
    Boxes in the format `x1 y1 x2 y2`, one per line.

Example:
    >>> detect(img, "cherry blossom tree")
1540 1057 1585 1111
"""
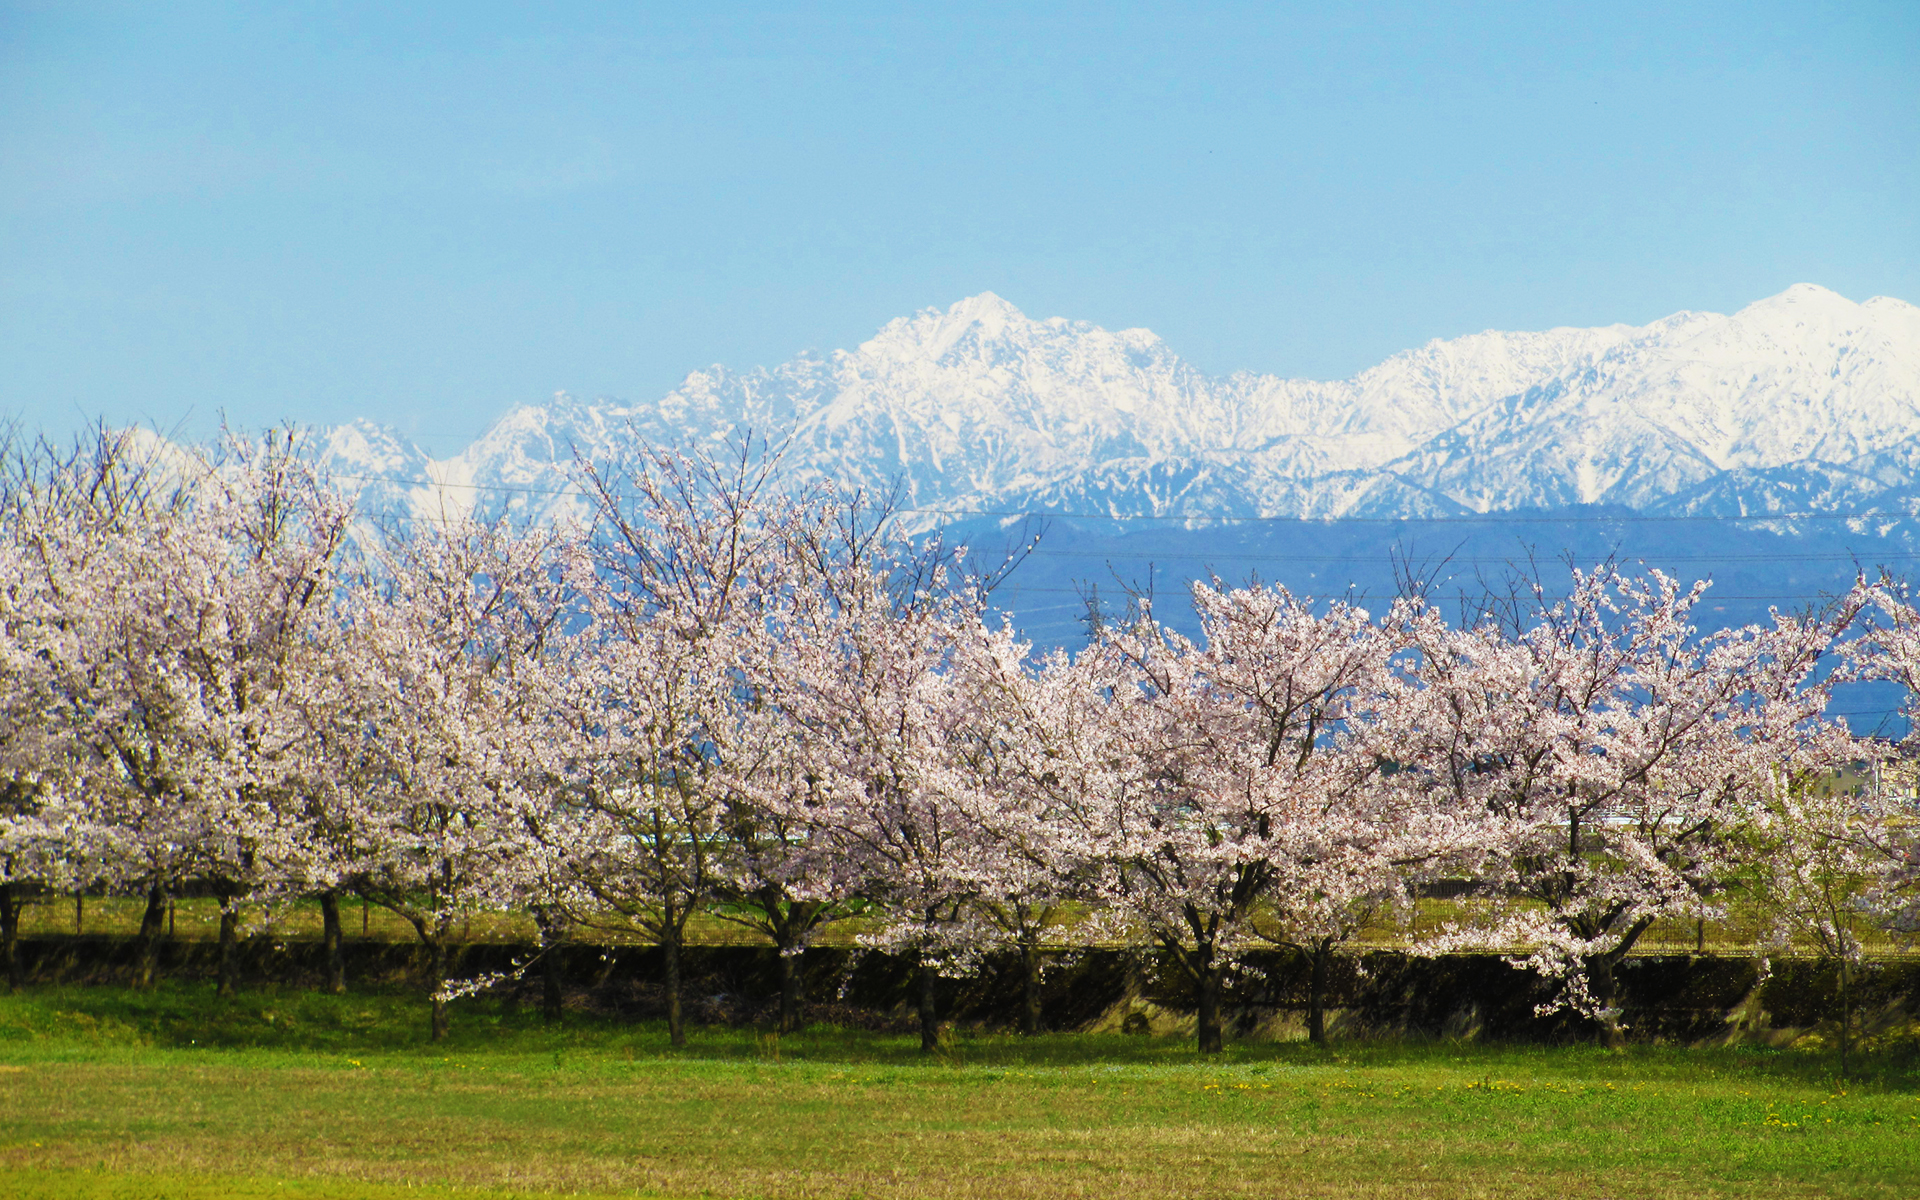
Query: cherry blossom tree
1731 766 1894 1077
327 509 584 1040
1052 584 1423 1054
936 630 1100 1036
1181 584 1479 1046
0 428 357 991
20 415 1915 1062
1 428 188 986
756 546 982 1050
133 433 355 996
723 479 1031 1052
571 441 1038 1044
544 616 736 1047
1395 566 1866 1044
0 480 70 988
557 442 811 1044
1832 581 1920 944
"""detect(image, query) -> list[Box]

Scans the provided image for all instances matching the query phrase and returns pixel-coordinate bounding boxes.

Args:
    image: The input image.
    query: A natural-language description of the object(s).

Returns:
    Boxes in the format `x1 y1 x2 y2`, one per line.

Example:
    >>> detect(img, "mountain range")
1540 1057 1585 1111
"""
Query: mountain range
318 282 1920 544
297 283 1920 728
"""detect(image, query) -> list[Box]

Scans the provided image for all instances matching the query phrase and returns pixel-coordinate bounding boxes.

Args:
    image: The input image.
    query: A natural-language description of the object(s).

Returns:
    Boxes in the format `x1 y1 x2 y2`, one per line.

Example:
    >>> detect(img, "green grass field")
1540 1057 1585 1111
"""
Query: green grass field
2 983 1919 1199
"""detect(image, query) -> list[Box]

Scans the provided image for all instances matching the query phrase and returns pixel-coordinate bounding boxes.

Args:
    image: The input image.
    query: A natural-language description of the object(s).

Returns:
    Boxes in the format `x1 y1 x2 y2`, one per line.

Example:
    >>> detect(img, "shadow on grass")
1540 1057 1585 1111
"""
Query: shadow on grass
2 980 1916 1091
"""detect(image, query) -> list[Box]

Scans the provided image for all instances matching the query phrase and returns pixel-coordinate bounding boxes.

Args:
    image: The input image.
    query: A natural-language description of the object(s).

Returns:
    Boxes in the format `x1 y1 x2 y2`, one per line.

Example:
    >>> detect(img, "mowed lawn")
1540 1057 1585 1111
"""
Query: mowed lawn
2 986 1917 1199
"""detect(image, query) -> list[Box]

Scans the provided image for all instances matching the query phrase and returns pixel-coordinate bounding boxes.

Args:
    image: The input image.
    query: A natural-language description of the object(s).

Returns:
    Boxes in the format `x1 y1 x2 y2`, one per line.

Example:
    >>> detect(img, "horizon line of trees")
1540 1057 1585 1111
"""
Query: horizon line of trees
4 425 1920 1055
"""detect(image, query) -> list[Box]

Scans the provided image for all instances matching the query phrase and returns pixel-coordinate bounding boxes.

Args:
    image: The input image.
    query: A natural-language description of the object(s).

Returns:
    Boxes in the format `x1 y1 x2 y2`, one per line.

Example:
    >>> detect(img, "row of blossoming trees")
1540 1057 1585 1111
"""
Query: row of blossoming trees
4 428 1920 1052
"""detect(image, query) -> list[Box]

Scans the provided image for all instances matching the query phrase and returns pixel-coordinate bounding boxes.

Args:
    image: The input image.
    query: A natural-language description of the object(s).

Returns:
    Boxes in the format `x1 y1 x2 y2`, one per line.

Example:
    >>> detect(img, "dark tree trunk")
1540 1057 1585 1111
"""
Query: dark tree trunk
1020 937 1044 1036
1307 941 1331 1046
211 878 244 997
918 948 940 1053
319 890 346 994
531 906 565 1024
217 902 240 997
755 894 821 1034
136 882 168 989
542 944 564 1024
73 890 83 935
1195 948 1224 1055
0 882 21 991
1586 953 1626 1049
429 937 449 1042
664 931 686 1048
777 947 806 1034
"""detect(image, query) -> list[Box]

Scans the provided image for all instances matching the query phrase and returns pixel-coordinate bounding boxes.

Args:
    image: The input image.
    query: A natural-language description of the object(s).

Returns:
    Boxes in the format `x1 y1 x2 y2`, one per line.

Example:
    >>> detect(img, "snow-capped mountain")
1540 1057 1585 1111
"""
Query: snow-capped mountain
315 283 1920 535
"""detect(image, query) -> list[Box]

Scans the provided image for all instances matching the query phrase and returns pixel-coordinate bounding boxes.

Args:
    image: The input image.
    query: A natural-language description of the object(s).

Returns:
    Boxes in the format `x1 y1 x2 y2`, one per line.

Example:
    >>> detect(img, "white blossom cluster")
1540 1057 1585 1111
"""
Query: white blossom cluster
2 430 1917 1050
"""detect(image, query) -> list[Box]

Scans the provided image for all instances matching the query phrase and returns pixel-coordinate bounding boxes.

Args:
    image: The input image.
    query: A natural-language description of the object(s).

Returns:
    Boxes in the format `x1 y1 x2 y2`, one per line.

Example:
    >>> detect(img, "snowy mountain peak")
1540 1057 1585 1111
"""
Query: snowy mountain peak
943 289 1025 324
312 284 1920 533
1865 293 1920 316
1758 280 1850 306
860 291 1101 368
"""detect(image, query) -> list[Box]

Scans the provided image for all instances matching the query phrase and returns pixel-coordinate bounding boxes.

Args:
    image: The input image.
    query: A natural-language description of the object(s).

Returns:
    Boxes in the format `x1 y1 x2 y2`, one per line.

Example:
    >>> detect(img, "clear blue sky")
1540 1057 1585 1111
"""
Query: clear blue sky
3 1 1916 455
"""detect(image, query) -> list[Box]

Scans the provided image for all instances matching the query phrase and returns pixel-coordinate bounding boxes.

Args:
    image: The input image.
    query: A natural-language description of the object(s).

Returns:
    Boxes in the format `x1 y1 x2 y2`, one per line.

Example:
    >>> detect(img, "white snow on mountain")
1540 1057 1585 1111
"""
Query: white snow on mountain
310 283 1920 534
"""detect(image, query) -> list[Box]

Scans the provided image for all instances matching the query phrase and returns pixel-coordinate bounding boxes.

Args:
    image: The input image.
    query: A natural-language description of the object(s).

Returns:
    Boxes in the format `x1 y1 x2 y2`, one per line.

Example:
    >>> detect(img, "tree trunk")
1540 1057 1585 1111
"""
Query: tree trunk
541 950 563 1024
73 890 83 935
1020 937 1044 1036
1587 953 1626 1050
664 932 686 1048
0 883 21 992
1307 941 1331 1047
216 902 240 997
542 944 564 1024
777 947 806 1034
136 881 168 989
429 937 449 1042
531 906 564 1024
319 890 346 994
918 948 940 1053
1195 945 1224 1055
1838 958 1853 1081
762 897 821 1033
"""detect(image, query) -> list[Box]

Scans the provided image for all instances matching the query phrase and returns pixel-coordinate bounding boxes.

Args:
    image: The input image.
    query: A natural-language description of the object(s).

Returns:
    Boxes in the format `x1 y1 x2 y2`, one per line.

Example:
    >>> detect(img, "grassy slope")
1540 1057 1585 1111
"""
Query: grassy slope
2 984 1918 1199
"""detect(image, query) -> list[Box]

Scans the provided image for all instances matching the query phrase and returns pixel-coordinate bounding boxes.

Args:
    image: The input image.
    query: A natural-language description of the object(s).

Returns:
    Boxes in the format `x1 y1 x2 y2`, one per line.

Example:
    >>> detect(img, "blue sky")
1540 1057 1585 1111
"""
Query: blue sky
3 1 1916 455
